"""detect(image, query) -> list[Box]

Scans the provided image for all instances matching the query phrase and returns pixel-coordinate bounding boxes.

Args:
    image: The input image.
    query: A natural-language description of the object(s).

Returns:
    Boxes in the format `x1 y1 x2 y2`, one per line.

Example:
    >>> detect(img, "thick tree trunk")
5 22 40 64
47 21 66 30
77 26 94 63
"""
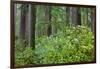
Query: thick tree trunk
81 8 84 25
14 4 17 39
77 8 81 25
45 6 52 36
87 8 88 25
70 7 81 26
20 4 36 49
28 4 36 49
70 7 77 26
66 7 70 26
20 5 27 40
91 8 95 32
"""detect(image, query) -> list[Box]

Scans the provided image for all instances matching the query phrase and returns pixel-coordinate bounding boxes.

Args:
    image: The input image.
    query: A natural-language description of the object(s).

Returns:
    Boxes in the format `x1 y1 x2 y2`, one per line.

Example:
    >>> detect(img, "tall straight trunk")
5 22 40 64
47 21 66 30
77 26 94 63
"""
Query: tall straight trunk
85 8 88 25
20 4 27 40
28 4 36 49
66 7 70 26
83 8 86 25
77 8 81 25
70 7 81 26
87 8 91 27
87 8 88 25
81 8 84 25
84 8 89 26
14 4 17 38
91 8 95 32
19 4 36 49
45 6 52 36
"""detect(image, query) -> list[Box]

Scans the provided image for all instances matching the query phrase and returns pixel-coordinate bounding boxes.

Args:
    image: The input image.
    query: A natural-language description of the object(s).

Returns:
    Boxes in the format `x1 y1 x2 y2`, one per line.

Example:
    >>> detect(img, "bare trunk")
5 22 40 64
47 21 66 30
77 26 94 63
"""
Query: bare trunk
28 4 36 49
45 6 52 36
91 8 95 32
66 7 70 26
70 7 81 26
20 5 27 40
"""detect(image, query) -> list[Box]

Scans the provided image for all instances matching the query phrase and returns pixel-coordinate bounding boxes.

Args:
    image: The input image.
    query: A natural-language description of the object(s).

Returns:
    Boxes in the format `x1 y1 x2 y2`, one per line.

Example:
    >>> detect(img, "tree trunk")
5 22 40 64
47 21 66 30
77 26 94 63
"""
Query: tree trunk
14 4 17 39
20 4 27 40
77 8 81 25
66 7 70 26
28 4 36 49
45 6 52 36
70 7 81 26
91 8 95 32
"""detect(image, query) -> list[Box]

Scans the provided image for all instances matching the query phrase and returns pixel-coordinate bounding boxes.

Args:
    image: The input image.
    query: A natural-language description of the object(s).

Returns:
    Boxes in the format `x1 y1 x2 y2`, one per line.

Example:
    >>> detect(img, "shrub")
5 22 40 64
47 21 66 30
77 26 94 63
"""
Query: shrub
35 26 94 64
15 39 36 66
15 26 94 65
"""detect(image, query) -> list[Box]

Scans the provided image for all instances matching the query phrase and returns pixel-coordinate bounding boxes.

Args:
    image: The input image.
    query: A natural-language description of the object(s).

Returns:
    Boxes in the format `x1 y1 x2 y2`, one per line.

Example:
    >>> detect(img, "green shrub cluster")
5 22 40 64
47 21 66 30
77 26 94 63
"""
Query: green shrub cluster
15 40 36 66
15 26 94 66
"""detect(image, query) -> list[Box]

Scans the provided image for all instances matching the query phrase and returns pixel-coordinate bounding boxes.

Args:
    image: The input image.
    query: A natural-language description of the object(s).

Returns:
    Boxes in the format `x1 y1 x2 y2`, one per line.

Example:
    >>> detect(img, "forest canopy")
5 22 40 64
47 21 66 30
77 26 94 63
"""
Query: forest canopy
14 3 95 67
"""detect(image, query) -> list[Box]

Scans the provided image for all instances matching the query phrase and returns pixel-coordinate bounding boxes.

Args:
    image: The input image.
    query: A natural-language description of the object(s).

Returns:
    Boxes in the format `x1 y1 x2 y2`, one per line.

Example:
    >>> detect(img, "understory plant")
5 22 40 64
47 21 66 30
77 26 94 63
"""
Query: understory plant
15 26 94 66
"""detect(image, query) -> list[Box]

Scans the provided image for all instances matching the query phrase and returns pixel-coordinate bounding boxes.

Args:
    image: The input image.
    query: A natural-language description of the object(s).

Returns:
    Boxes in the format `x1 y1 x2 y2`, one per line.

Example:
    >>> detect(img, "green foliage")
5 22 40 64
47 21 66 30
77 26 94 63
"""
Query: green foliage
35 26 94 64
15 4 95 66
15 39 36 66
15 26 94 66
